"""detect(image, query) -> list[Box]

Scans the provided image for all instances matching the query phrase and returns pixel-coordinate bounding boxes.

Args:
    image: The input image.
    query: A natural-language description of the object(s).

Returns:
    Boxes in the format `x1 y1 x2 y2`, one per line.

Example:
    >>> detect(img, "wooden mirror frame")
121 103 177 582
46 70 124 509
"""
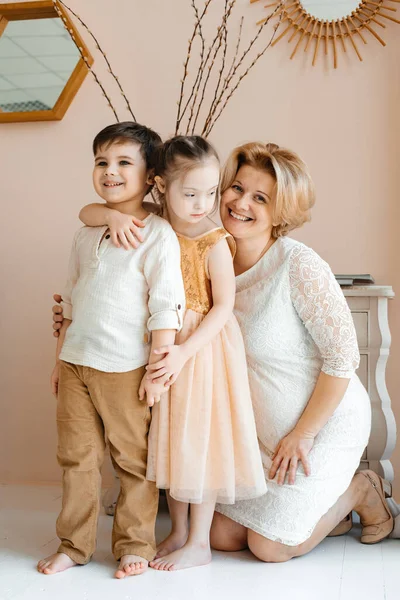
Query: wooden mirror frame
0 0 93 123
251 1 400 68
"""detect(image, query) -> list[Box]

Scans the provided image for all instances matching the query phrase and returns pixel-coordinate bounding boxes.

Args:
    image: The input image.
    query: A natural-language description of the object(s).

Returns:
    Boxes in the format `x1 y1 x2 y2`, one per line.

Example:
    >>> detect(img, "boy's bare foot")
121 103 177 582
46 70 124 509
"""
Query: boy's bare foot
115 555 148 578
150 542 211 571
154 530 188 559
37 553 77 575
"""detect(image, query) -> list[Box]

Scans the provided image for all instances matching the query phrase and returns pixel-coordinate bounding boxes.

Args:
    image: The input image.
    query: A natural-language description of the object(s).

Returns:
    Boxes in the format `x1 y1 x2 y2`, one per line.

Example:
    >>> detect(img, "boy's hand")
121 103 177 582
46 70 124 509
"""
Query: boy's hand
138 375 166 407
107 211 145 250
51 363 60 398
145 345 188 387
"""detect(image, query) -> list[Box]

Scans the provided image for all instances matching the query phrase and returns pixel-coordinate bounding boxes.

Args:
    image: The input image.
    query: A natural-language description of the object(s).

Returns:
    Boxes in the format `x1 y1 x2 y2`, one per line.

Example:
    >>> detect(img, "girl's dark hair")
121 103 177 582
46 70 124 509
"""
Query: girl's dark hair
156 135 219 177
155 135 220 212
93 121 162 171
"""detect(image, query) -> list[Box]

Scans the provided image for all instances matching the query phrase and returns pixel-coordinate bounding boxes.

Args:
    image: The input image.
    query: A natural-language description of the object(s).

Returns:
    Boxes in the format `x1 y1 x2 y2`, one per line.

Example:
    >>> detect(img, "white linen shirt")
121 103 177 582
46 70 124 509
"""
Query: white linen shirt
59 214 185 372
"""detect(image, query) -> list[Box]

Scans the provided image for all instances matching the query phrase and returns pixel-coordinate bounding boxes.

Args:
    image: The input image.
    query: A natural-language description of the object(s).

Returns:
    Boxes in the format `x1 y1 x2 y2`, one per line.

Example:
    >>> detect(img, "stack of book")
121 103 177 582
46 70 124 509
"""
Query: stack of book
334 274 375 287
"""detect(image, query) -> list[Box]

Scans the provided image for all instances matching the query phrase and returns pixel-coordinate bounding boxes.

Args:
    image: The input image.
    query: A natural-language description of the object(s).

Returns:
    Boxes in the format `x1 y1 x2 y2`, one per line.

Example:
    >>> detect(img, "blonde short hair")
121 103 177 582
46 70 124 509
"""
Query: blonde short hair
220 142 315 238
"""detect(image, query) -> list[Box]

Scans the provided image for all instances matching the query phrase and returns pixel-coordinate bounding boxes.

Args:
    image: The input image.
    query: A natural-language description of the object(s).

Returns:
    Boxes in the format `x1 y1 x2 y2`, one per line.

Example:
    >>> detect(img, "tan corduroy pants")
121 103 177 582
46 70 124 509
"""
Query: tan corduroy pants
56 361 158 564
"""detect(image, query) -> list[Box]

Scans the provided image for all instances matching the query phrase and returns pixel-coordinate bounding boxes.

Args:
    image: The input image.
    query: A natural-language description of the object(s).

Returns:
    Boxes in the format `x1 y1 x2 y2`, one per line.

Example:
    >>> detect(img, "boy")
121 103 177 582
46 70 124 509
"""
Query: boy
37 122 185 578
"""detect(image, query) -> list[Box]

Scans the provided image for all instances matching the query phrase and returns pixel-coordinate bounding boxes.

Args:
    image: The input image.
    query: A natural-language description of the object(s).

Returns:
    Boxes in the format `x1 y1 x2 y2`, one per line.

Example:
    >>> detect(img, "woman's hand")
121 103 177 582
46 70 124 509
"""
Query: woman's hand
269 429 315 485
52 294 63 338
106 211 145 250
145 344 189 387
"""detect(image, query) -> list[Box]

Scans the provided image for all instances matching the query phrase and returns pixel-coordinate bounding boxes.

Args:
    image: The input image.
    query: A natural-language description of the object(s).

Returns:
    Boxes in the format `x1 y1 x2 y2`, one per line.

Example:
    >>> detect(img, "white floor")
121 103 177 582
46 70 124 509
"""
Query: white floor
0 483 399 600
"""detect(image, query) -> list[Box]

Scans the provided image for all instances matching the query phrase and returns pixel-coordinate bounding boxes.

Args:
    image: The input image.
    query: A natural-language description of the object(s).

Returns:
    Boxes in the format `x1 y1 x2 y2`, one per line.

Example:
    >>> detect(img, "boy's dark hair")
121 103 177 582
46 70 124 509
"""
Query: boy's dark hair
92 121 162 171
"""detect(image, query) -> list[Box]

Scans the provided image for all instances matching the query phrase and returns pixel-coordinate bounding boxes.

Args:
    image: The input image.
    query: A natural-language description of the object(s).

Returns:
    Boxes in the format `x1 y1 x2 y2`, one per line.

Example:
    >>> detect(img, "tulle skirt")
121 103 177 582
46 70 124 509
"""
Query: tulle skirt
146 310 267 504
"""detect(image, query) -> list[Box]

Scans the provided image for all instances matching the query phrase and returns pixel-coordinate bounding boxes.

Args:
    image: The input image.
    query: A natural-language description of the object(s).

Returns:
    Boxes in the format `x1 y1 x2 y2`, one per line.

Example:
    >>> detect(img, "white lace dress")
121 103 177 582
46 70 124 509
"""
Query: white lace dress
215 237 371 546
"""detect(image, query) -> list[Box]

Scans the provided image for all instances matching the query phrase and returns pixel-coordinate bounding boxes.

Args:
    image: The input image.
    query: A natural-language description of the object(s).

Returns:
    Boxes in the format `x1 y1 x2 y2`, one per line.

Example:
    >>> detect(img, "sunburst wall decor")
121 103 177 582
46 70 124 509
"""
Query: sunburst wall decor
251 0 400 68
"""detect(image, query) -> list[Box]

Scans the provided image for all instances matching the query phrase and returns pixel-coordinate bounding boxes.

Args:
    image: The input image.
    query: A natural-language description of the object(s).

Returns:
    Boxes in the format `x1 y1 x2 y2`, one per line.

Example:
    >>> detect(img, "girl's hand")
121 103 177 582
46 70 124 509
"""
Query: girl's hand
106 211 145 250
138 375 166 407
52 294 63 338
51 363 60 398
269 429 314 485
145 345 189 387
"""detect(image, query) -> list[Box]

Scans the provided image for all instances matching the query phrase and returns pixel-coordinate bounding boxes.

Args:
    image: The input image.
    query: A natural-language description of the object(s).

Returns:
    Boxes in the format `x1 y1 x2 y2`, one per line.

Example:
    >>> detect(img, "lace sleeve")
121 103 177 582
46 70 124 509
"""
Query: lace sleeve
288 245 360 378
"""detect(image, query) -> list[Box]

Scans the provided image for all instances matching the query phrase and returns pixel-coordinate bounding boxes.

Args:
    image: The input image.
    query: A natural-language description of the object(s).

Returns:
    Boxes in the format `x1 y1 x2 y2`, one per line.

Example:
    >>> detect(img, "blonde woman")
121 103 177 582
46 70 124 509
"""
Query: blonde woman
52 142 393 563
210 142 392 561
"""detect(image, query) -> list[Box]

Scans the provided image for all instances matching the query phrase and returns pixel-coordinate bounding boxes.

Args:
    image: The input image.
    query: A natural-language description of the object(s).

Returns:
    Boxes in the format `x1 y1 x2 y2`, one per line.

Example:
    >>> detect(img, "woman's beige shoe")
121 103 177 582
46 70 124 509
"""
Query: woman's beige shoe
358 470 394 544
328 512 353 537
389 514 400 539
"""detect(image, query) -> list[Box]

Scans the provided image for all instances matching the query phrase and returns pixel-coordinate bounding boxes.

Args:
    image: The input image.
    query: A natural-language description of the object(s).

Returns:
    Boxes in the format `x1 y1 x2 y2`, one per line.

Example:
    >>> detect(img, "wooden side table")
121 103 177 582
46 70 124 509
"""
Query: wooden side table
344 285 399 518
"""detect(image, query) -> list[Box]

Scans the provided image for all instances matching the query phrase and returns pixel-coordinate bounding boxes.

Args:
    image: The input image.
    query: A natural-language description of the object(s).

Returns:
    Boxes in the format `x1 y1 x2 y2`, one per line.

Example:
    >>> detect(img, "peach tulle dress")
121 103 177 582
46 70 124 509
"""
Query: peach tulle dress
146 227 267 505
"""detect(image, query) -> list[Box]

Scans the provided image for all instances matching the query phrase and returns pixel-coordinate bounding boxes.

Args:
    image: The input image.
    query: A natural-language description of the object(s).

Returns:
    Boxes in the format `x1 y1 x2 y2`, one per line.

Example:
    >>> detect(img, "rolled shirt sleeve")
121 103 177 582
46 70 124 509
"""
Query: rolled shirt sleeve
61 230 80 321
144 229 185 332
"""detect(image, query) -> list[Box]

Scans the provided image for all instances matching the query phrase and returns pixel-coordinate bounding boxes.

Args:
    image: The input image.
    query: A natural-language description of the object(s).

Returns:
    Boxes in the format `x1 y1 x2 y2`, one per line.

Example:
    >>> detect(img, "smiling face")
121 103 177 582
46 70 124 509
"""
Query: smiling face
92 141 151 206
158 159 220 225
220 164 276 242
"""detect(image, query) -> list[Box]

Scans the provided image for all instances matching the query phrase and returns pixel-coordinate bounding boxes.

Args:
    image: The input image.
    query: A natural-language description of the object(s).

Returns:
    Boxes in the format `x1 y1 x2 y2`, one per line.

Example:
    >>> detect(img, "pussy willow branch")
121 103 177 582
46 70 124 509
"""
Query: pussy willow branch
175 0 213 135
185 2 232 134
189 23 225 134
213 1 231 105
225 15 243 84
53 0 120 121
202 1 284 135
185 0 208 134
198 0 236 134
56 0 136 120
189 0 235 134
205 9 283 136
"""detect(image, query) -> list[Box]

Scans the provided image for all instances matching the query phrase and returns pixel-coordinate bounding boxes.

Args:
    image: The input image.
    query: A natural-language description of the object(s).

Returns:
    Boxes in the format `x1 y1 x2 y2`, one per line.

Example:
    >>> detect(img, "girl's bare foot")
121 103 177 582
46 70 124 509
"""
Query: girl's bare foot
150 542 211 571
153 530 188 559
115 555 148 578
37 553 77 575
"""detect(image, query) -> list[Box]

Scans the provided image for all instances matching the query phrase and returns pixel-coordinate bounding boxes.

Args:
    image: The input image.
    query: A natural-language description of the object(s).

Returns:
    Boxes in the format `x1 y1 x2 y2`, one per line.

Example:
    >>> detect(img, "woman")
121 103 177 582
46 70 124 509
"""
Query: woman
52 141 393 562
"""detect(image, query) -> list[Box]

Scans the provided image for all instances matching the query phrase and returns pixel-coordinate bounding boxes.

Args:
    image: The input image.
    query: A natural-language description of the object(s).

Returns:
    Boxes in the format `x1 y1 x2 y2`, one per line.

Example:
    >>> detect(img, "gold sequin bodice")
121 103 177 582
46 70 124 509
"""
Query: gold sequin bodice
177 228 234 316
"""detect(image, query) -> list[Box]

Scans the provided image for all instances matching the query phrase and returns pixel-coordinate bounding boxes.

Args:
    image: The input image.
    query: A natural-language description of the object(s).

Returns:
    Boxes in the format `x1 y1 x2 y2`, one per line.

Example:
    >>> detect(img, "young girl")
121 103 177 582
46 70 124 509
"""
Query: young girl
79 136 267 571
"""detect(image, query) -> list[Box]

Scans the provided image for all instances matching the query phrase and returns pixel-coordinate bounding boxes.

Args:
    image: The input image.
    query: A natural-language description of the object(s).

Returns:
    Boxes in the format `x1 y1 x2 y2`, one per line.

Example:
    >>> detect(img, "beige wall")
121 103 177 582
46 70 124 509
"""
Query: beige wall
1 0 399 494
